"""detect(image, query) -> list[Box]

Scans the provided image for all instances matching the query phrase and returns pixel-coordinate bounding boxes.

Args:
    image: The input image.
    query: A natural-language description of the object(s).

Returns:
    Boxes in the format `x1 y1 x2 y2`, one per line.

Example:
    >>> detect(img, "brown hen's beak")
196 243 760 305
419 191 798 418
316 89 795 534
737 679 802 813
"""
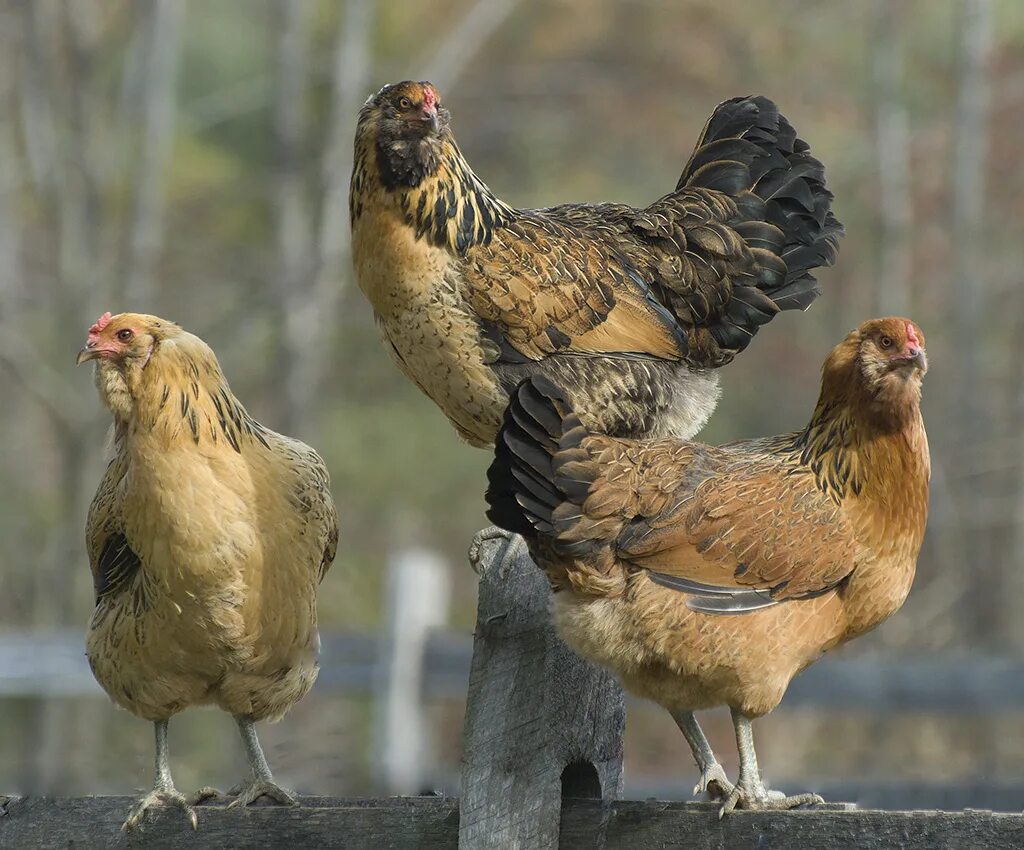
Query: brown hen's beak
76 343 99 365
891 347 927 372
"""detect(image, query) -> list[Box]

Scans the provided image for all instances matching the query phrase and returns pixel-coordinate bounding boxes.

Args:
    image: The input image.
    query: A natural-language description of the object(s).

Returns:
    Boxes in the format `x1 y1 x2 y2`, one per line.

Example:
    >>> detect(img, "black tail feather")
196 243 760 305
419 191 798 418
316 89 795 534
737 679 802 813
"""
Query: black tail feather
486 376 582 541
680 95 843 355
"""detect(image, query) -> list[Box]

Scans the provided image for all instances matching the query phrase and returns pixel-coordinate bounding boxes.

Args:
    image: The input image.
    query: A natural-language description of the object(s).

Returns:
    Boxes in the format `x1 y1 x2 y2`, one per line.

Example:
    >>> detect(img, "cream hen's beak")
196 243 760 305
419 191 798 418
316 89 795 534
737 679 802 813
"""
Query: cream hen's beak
76 343 100 365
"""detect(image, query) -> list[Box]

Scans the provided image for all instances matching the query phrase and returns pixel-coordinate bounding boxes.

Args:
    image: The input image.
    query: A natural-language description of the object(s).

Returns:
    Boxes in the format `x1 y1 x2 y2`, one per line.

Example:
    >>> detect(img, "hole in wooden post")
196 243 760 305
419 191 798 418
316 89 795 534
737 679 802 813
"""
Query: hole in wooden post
560 759 602 799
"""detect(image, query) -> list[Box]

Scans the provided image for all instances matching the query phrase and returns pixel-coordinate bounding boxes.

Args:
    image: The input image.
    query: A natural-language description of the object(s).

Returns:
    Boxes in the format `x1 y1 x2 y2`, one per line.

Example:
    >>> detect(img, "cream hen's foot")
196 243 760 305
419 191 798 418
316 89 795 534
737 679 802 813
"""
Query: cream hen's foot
188 786 226 805
227 778 298 808
122 719 198 832
719 708 823 818
226 714 299 809
123 788 198 831
468 526 523 579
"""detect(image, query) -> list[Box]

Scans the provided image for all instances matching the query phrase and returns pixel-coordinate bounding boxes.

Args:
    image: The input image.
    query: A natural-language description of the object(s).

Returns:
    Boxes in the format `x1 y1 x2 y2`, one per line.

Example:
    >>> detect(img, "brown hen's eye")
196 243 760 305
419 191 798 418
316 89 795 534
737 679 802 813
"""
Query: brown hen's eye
398 97 412 109
116 329 134 342
879 335 893 349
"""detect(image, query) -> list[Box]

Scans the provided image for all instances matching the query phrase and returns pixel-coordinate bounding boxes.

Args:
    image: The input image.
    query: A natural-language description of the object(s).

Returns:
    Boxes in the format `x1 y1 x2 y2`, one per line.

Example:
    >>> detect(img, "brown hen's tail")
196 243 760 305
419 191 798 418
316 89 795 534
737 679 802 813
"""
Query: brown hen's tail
680 96 843 354
485 376 597 549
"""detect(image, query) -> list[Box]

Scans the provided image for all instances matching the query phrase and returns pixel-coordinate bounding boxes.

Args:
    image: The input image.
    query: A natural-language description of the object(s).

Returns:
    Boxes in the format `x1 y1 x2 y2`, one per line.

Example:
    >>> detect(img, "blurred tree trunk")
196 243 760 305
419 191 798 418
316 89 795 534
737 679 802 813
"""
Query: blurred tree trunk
950 0 994 642
272 0 376 437
124 0 185 308
271 0 313 435
871 0 911 316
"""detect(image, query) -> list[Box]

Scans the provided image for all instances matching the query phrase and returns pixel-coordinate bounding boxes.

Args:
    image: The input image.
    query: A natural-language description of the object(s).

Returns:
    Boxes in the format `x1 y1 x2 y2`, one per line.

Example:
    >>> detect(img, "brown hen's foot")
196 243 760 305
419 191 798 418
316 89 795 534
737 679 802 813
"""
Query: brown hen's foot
468 526 522 578
122 788 198 832
693 762 734 802
226 778 298 808
718 781 823 817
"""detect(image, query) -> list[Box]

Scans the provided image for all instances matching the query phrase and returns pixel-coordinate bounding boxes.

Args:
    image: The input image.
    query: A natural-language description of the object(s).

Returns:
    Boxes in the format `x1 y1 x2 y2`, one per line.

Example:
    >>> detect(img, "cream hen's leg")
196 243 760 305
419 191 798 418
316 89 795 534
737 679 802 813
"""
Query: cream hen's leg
122 720 198 832
670 710 734 801
227 715 298 808
719 708 823 818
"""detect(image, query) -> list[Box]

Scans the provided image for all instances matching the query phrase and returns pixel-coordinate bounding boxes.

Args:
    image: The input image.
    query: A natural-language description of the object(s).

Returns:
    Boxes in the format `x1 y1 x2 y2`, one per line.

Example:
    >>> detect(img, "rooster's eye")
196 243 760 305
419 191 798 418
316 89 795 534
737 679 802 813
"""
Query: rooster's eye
878 335 893 350
398 97 412 109
116 329 134 342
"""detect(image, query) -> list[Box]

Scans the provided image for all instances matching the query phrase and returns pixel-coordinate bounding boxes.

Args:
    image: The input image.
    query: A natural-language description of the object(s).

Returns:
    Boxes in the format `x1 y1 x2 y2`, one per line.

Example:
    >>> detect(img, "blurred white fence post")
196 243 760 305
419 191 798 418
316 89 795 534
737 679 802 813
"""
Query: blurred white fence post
375 548 451 795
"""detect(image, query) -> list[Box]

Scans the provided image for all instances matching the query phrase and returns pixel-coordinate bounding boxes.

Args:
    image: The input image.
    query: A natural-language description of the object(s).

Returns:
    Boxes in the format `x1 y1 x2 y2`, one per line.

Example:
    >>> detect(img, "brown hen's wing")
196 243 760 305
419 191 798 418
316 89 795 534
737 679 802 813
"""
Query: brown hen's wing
613 449 858 612
486 377 857 615
464 96 841 368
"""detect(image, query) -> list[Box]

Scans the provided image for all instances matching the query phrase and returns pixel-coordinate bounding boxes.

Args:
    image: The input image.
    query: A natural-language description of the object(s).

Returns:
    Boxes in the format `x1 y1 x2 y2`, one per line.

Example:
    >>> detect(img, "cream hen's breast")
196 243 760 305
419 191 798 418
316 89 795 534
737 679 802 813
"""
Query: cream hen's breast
353 207 505 447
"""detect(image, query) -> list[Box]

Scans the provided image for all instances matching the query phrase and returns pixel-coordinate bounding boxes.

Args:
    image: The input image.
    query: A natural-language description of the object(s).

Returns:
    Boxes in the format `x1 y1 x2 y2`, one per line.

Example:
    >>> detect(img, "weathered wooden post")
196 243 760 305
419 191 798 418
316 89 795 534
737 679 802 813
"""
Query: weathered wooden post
459 532 626 850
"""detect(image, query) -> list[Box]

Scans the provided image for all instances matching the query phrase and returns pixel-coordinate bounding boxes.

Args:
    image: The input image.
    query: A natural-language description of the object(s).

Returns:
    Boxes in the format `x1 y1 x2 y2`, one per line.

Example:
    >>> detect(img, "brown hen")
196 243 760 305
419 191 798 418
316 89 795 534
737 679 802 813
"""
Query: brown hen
78 312 338 830
350 80 842 448
485 317 929 814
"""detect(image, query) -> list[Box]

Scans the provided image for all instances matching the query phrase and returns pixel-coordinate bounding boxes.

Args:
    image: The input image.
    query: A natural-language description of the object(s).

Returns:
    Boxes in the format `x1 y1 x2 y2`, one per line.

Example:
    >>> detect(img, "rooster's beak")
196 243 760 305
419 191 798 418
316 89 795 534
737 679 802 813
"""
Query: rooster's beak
76 343 99 365
422 106 439 134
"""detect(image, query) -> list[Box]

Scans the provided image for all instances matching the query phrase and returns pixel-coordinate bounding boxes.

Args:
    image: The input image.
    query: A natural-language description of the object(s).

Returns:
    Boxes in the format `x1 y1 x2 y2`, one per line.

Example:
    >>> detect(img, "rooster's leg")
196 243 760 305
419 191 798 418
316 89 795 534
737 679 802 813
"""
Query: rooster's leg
122 719 199 832
227 715 298 808
718 708 823 817
468 526 523 579
670 709 734 801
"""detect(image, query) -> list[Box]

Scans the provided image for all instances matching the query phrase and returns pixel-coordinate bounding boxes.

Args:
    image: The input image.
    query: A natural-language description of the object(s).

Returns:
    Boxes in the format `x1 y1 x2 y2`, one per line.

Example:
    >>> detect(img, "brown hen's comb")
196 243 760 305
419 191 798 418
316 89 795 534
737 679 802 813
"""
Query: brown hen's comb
905 323 920 348
423 85 437 108
89 312 113 336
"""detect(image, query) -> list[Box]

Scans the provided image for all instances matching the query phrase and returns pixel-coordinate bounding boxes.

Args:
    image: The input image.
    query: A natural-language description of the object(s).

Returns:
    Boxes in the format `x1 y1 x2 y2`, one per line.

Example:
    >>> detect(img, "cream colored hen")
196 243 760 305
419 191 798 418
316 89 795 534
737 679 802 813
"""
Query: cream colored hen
78 312 338 830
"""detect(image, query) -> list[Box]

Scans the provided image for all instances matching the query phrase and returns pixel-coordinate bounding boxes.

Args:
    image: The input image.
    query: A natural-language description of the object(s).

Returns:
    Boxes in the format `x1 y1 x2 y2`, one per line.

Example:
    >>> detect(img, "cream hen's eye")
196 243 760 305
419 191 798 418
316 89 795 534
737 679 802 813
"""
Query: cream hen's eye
398 97 412 109
878 335 893 350
116 329 134 342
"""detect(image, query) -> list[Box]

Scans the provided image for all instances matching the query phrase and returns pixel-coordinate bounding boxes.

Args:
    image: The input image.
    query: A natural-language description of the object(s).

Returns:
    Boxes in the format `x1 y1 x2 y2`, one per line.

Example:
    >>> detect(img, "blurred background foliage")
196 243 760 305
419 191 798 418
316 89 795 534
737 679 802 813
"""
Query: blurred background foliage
1 0 1023 806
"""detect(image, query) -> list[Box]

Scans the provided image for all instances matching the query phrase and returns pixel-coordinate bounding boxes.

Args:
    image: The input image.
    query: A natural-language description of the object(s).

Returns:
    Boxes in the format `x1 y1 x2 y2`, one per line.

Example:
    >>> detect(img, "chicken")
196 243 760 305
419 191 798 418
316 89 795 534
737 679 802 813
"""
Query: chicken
77 312 338 831
350 80 842 449
485 317 929 814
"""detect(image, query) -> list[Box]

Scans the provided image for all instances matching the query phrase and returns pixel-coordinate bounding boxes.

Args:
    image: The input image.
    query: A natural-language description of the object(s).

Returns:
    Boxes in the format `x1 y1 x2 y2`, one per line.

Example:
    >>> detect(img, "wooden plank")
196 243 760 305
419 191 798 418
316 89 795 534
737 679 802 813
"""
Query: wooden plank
4 797 1024 850
0 796 460 850
559 800 1024 850
458 534 626 850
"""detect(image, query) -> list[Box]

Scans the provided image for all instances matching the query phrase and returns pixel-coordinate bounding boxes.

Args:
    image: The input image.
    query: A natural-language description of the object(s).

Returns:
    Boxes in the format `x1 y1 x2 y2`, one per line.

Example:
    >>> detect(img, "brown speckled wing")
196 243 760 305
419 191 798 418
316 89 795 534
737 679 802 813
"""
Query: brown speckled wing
605 442 860 602
463 214 687 363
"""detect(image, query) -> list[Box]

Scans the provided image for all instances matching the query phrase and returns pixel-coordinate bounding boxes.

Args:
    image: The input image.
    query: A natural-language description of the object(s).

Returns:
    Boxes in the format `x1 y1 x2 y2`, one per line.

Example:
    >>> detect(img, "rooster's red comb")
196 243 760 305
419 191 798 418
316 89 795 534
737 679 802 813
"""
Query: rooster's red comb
89 312 113 336
423 85 437 108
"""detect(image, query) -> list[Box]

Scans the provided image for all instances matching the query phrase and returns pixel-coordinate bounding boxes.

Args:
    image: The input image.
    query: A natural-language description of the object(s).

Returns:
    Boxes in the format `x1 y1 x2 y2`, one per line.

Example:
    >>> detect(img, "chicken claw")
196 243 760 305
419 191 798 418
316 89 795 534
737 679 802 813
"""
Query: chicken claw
718 780 823 818
122 788 198 832
226 779 298 808
693 762 734 801
188 786 226 805
468 526 522 578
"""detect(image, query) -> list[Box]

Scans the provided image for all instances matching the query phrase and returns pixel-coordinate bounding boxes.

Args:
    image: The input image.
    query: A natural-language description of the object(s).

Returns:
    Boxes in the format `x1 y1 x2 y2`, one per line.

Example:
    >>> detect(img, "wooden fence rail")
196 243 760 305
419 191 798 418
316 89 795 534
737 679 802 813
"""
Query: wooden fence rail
3 796 1024 850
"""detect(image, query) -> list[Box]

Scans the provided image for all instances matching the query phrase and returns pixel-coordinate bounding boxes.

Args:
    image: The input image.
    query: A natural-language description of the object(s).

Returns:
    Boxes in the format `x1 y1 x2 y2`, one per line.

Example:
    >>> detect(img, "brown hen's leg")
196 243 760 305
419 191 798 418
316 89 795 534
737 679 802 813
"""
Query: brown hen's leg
718 708 824 818
670 710 734 802
468 527 523 579
227 715 298 808
122 720 198 831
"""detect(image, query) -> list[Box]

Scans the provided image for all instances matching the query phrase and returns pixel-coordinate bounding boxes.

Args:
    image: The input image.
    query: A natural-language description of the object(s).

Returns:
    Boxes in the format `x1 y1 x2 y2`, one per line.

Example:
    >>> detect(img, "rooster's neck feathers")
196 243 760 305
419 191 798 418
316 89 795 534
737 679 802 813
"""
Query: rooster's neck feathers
352 128 514 255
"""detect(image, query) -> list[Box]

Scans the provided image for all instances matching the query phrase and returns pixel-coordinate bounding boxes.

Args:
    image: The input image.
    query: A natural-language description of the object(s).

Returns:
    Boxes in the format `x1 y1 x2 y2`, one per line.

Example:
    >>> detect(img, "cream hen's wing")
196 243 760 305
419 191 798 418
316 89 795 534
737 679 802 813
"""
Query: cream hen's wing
590 440 859 612
85 448 142 604
264 433 339 583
